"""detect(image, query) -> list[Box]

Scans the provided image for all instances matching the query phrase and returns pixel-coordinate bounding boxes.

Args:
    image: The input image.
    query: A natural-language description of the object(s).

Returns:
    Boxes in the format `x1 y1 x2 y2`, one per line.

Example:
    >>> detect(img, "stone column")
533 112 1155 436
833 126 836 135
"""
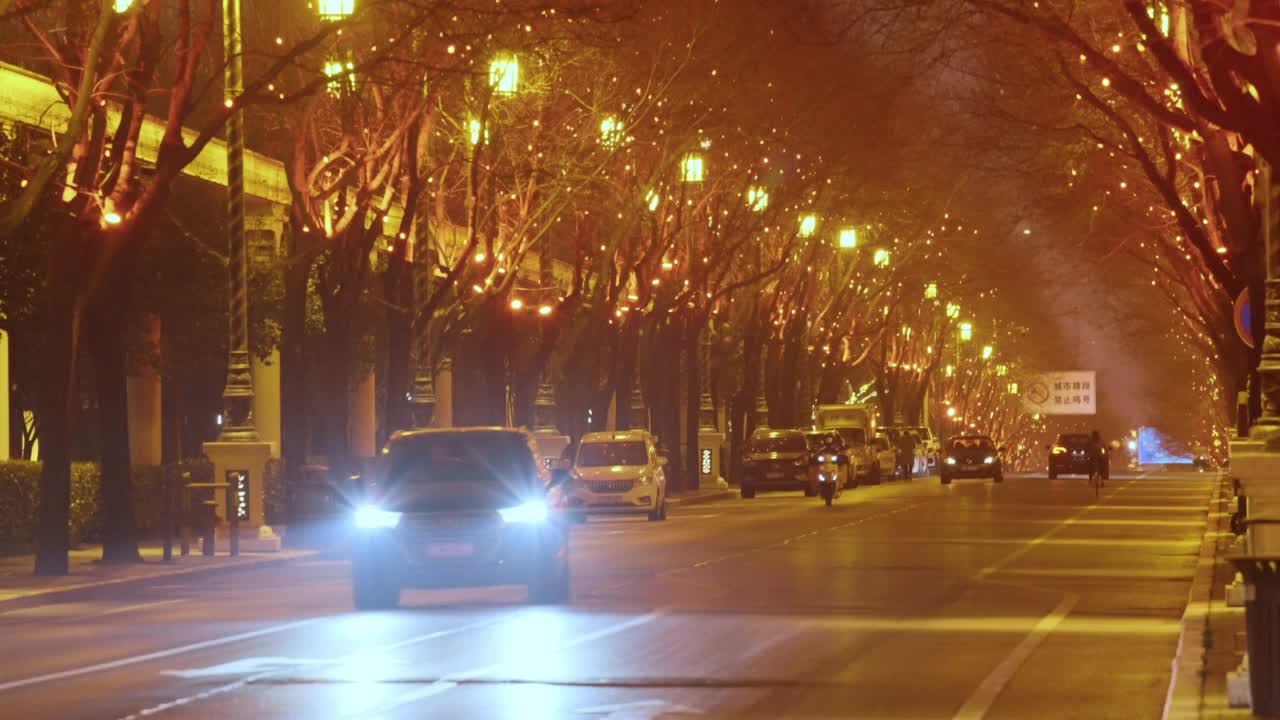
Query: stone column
434 359 454 428
630 378 648 430
252 353 282 457
126 314 162 467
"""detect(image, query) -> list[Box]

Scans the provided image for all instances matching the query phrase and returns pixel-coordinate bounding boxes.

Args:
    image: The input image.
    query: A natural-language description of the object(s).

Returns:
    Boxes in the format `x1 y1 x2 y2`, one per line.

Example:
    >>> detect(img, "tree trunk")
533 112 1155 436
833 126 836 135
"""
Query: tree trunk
35 288 76 575
87 281 140 564
383 248 412 438
684 314 701 493
280 250 312 522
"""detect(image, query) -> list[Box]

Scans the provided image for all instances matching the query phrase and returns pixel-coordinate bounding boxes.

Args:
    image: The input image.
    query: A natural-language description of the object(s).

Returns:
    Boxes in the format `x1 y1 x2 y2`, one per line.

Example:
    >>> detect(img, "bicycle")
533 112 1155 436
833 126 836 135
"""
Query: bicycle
1087 455 1107 498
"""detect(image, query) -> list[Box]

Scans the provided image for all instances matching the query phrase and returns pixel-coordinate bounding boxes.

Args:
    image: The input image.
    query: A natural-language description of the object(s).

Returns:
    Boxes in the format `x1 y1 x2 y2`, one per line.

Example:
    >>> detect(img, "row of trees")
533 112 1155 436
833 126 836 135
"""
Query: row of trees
1 0 1052 574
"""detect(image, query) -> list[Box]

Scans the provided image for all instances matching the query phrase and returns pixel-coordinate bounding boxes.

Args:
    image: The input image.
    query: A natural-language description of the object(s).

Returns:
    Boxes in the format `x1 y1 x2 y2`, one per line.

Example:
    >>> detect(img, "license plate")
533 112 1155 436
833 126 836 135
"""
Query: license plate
427 543 473 558
766 472 784 479
961 465 980 472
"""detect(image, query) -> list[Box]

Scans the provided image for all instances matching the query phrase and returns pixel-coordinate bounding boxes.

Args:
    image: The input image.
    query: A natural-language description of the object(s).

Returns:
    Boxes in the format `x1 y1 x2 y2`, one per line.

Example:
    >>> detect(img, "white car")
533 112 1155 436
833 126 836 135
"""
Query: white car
567 430 668 521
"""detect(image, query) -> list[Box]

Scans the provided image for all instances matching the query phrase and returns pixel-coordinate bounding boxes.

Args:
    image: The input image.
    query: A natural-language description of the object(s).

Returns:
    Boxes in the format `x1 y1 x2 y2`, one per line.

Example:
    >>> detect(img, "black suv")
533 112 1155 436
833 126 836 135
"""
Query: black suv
1048 433 1094 478
740 429 812 498
350 428 570 610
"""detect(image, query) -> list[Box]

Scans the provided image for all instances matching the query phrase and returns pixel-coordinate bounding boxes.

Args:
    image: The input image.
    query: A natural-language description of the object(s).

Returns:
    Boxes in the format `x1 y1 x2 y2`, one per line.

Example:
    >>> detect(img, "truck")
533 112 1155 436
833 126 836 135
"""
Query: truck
814 404 881 484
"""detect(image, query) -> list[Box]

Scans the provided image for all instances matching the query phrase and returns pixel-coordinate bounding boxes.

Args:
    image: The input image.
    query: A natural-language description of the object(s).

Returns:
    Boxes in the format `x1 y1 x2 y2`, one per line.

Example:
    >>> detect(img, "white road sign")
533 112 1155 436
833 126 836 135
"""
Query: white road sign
1020 371 1096 416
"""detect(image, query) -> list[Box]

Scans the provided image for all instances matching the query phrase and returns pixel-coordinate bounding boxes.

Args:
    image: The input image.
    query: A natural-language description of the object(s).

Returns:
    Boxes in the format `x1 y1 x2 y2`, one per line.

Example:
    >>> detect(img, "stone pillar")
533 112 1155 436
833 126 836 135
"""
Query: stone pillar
252 352 281 457
0 330 8 460
435 359 454 428
606 393 617 431
534 377 557 431
126 314 162 467
754 393 770 430
350 369 376 459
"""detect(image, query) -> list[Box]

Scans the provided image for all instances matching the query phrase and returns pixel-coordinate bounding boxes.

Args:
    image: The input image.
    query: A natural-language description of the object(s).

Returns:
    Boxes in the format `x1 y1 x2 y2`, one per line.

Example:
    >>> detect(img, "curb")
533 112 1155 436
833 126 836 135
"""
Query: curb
1162 472 1232 720
667 490 739 507
0 549 322 604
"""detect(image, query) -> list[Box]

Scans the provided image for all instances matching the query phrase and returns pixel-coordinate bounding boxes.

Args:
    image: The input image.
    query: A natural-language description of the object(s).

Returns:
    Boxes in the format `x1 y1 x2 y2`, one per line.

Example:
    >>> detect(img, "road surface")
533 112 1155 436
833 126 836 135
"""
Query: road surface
0 471 1212 719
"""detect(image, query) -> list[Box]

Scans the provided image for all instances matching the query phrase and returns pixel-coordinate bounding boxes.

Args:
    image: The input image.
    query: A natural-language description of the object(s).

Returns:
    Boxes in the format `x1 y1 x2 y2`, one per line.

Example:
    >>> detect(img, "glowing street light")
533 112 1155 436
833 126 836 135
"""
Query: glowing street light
645 189 660 212
114 0 134 10
681 153 704 183
324 58 355 95
946 302 960 319
489 54 519 95
924 282 938 300
796 213 817 238
981 344 993 360
873 248 890 267
946 406 957 417
838 227 857 249
600 116 623 148
746 186 769 212
509 298 524 311
996 363 1008 376
944 365 954 377
1007 381 1019 395
538 305 553 316
959 322 973 342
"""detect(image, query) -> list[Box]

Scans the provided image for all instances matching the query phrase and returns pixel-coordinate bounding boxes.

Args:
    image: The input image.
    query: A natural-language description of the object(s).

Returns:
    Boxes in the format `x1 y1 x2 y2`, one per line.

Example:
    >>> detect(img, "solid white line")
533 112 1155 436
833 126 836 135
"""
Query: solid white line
952 594 1078 720
118 615 510 720
348 611 664 717
0 617 324 694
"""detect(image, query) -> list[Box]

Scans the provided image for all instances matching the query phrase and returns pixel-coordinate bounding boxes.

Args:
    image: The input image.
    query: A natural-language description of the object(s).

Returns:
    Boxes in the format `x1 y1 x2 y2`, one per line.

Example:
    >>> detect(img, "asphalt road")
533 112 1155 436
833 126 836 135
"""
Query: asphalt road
0 470 1213 720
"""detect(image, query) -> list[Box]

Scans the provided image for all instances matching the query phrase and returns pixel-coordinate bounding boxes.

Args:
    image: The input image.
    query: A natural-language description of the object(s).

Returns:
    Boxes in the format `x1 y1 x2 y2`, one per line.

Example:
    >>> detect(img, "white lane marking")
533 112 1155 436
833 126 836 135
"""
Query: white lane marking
577 699 704 718
951 594 1078 720
120 615 511 719
974 479 1138 580
350 611 664 717
0 597 186 620
0 617 325 694
162 657 333 679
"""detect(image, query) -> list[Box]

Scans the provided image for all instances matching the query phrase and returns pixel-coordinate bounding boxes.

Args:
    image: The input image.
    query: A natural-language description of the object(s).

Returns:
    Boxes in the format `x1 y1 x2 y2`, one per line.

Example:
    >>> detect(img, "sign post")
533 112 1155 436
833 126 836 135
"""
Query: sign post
1018 371 1097 416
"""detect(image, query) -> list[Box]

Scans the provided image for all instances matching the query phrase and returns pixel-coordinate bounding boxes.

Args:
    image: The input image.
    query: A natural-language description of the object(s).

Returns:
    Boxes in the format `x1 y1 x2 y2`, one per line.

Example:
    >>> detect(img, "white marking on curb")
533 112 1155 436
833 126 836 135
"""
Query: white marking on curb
951 594 1078 720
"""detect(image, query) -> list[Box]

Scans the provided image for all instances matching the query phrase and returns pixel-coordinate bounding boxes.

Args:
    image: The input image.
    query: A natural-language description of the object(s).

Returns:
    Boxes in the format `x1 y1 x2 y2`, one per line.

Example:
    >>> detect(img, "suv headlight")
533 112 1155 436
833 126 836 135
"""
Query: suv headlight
983 456 995 464
944 457 957 465
354 506 402 529
498 500 548 524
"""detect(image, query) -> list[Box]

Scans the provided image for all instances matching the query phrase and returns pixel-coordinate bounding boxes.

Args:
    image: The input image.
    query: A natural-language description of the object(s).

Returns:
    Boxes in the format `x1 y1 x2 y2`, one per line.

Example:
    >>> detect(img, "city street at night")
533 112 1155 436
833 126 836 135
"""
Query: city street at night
0 472 1213 720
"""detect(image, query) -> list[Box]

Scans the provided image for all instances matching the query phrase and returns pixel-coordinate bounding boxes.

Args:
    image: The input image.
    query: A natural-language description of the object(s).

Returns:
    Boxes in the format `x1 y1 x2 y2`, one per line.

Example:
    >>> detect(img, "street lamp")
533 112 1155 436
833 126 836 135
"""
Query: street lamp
114 0 133 10
746 186 769 212
317 0 355 20
1007 381 1019 395
924 282 938 300
798 213 817 238
946 302 960 319
681 153 704 183
982 345 993 360
600 116 623 148
838 227 857 249
489 54 520 95
996 363 1008 376
645 188 660 212
959 322 973 342
873 248 890 267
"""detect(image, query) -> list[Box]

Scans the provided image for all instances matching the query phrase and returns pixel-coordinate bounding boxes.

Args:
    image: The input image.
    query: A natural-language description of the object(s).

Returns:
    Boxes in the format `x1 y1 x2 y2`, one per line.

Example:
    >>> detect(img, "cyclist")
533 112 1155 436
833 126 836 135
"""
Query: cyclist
1088 430 1109 486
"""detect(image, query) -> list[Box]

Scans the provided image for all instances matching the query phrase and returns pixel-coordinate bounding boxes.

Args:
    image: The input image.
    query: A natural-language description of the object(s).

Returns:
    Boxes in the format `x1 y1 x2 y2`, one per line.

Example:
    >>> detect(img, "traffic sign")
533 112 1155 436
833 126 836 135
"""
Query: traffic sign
1235 288 1255 349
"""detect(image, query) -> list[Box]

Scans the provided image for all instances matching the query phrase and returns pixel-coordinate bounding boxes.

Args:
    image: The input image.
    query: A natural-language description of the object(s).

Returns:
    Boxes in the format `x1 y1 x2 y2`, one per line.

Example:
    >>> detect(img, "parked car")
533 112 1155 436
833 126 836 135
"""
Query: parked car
350 427 570 610
940 434 1004 484
567 430 668 522
830 425 878 485
912 426 940 474
740 429 813 498
871 432 897 481
1047 433 1094 478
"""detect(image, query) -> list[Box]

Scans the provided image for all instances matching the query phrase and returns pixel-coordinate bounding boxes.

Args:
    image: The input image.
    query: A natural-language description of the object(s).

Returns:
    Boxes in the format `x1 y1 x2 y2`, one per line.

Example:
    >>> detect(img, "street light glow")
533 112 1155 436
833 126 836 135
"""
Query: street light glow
538 305 553 316
681 154 704 183
798 214 817 238
873 248 889 267
645 189 660 212
114 0 133 11
924 282 937 299
838 228 857 249
103 211 122 225
959 322 973 341
600 116 622 147
982 344 993 360
490 54 519 95
510 298 524 310
317 0 355 19
746 186 769 212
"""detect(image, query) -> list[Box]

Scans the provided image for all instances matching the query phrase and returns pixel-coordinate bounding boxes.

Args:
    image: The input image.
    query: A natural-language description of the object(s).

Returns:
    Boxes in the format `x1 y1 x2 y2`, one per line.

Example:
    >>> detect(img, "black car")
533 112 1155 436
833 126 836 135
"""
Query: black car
940 434 1004 484
740 429 812 498
1048 433 1094 478
350 427 570 610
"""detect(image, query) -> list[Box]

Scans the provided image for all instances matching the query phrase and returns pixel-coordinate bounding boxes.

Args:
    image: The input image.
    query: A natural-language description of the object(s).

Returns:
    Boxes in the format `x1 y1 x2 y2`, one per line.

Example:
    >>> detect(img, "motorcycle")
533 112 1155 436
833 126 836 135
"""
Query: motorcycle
811 450 843 506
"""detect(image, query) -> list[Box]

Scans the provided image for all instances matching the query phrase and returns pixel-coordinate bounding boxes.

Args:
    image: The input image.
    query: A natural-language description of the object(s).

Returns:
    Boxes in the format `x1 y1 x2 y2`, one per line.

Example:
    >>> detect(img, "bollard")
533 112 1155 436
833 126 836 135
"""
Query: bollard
162 472 174 562
201 499 218 557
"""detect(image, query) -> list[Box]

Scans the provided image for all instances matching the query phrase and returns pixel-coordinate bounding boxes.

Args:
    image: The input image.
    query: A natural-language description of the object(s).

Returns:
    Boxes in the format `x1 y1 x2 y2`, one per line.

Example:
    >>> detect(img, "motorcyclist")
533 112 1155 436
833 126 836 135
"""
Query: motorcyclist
895 430 917 481
1088 430 1109 485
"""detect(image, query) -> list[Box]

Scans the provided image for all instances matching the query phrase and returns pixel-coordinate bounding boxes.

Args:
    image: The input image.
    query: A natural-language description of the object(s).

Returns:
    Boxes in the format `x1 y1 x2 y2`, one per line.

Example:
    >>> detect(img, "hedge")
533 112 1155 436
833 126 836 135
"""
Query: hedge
0 459 216 555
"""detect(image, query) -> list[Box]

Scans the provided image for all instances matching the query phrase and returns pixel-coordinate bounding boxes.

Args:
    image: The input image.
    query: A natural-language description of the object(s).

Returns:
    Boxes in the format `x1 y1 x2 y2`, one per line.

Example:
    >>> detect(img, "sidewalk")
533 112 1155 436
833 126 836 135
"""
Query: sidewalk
0 543 318 603
666 485 739 506
1164 473 1248 720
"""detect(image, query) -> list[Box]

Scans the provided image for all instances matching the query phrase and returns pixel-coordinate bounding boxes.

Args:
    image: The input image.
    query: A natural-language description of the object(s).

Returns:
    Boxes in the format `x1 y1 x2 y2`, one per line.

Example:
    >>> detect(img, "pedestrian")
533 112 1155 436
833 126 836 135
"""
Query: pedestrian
1088 430 1108 485
895 430 917 480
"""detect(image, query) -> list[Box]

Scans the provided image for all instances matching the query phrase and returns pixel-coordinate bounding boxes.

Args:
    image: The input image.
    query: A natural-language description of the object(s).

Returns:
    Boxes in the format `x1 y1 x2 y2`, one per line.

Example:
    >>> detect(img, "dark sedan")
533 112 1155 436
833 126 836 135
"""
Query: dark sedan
740 429 812 498
940 434 1004 484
